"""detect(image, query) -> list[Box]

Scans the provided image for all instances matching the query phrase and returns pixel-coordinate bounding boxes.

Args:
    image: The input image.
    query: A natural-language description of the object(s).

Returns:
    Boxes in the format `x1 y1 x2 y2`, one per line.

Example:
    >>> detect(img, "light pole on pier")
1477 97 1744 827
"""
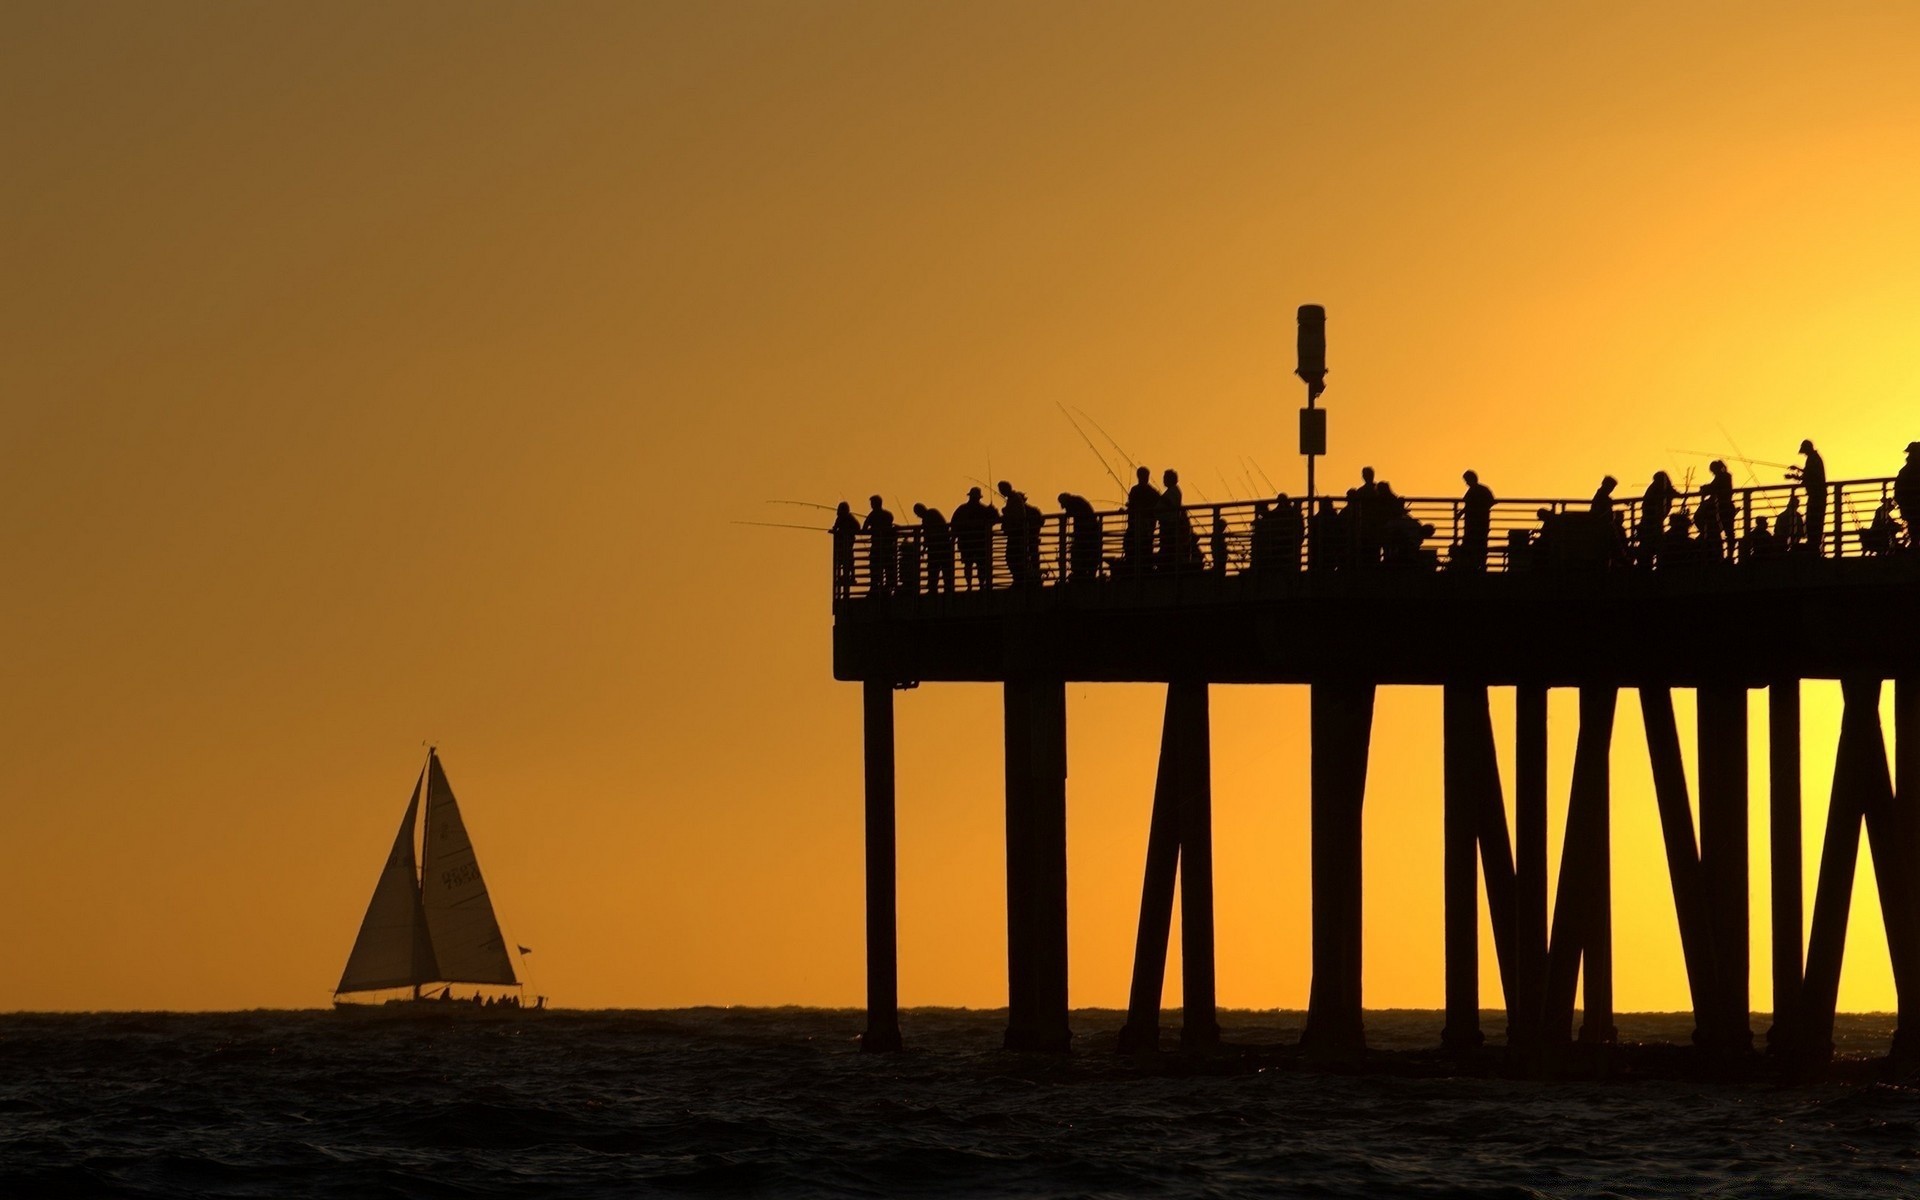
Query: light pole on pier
1297 304 1327 510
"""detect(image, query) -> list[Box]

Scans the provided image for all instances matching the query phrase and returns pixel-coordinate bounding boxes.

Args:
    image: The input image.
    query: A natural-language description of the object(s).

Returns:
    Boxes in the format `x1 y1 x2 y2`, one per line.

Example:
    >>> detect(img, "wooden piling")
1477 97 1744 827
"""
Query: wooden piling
1118 691 1184 1052
1175 683 1220 1050
1800 678 1878 1068
1513 683 1549 1057
862 680 903 1052
1546 686 1616 1046
1641 687 1717 1044
1899 679 1920 1066
1766 680 1802 1057
1442 685 1484 1051
1303 681 1375 1057
1699 684 1753 1052
1004 678 1070 1052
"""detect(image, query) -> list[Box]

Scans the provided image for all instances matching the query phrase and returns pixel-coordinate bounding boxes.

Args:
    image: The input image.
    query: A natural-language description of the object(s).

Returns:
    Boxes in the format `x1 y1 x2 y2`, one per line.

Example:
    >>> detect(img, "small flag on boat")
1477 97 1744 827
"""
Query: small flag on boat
518 945 533 955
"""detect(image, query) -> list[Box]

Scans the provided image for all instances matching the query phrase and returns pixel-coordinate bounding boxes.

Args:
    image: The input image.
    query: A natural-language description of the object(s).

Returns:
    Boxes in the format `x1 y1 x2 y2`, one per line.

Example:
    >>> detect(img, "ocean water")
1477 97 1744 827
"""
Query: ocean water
2 1008 1917 1198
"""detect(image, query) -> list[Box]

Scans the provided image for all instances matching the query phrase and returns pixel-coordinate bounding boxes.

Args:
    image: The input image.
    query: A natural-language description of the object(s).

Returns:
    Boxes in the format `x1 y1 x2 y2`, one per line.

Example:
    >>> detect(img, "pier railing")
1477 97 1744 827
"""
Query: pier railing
831 476 1912 603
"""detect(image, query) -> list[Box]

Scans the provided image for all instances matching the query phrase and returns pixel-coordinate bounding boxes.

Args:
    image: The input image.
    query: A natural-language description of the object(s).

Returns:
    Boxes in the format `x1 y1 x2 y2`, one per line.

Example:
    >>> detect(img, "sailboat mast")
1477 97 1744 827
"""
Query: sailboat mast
414 745 435 1002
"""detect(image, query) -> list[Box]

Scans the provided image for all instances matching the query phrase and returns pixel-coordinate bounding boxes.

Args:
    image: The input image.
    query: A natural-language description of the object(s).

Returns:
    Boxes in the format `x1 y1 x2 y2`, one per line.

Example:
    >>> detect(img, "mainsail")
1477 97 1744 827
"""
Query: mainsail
336 769 439 992
419 752 519 985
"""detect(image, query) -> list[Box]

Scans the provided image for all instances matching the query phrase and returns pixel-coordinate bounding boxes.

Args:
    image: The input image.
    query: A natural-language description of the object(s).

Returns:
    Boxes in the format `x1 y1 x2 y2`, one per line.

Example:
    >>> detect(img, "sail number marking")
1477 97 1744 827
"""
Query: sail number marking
440 863 481 889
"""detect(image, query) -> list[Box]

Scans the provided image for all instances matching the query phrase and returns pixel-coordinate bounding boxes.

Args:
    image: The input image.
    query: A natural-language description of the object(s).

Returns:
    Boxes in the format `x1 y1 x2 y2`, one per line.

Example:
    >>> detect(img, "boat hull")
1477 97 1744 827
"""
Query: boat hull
331 999 548 1019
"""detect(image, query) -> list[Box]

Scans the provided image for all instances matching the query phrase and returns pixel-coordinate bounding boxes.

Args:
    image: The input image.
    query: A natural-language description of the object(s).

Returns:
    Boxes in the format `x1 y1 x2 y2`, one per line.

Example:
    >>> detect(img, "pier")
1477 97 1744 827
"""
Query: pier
835 471 1920 1073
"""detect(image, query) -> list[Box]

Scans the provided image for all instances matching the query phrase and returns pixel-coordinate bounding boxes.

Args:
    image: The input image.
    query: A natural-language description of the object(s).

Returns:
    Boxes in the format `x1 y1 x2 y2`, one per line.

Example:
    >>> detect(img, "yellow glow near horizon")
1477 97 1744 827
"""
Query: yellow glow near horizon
2 2 1916 1014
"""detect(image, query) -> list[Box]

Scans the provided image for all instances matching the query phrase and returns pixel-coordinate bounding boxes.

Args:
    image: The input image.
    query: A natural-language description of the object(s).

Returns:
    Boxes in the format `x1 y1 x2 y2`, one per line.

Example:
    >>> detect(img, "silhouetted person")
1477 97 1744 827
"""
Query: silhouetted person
1777 495 1805 553
1639 472 1674 567
1590 475 1617 519
863 496 897 593
1793 439 1827 555
1124 466 1160 574
1354 466 1383 565
1375 481 1431 566
1272 494 1303 570
997 481 1038 587
1057 492 1102 581
951 487 998 590
1158 469 1197 569
1693 492 1725 562
1458 469 1494 571
1898 442 1920 551
913 503 954 594
1309 498 1339 571
1863 500 1902 556
1209 507 1228 573
896 530 920 594
1248 501 1273 572
1703 460 1736 559
830 502 860 599
1664 508 1698 567
1740 516 1778 562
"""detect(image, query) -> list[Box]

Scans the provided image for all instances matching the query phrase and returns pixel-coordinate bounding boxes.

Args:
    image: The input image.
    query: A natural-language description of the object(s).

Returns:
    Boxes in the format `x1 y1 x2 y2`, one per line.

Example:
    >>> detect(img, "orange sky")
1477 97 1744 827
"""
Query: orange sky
4 1 1918 1013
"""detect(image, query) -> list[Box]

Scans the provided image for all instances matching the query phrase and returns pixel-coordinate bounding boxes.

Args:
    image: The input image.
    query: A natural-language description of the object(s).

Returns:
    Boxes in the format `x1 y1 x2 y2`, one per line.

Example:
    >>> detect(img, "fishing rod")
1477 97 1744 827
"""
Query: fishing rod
1249 457 1279 493
760 495 837 510
1716 422 1762 487
1057 403 1126 494
1074 407 1136 472
733 520 825 532
1667 449 1797 472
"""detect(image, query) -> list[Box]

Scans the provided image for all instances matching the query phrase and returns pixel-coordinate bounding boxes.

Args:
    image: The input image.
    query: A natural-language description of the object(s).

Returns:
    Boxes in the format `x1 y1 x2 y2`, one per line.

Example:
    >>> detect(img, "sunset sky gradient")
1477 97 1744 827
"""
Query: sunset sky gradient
5 1 1919 1013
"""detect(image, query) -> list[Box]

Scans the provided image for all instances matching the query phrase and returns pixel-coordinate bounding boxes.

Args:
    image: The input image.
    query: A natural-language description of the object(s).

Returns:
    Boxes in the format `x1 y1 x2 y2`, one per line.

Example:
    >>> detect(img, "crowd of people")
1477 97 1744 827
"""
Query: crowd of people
830 440 1920 599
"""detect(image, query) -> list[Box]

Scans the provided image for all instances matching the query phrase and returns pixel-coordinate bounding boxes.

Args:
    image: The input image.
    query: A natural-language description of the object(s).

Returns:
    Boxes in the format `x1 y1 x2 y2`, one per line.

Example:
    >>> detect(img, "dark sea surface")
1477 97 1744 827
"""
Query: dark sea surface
3 1008 1917 1198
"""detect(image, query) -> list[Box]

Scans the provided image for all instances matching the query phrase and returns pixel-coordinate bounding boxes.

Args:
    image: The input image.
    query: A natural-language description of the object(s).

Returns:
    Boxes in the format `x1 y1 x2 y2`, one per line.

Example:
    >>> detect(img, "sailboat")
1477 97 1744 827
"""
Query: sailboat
334 748 543 1014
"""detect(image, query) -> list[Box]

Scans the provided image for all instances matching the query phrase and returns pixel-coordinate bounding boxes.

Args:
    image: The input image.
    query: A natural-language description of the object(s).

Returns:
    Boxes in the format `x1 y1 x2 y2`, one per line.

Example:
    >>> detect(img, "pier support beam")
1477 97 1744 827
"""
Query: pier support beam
1642 687 1718 1047
1004 678 1070 1052
861 680 902 1052
1443 686 1484 1052
1800 678 1886 1068
1303 681 1375 1058
1699 684 1753 1054
1442 685 1517 1053
1767 680 1802 1057
1513 684 1549 1057
1118 682 1218 1052
1899 679 1920 1066
1546 686 1616 1047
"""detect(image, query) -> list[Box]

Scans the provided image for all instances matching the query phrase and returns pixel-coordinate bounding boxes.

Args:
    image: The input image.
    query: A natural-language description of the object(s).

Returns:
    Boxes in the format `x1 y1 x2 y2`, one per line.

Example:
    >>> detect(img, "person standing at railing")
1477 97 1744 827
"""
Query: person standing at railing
1158 469 1198 570
1777 494 1805 552
1273 494 1304 570
1639 472 1674 567
1458 470 1494 572
863 496 897 594
1664 508 1700 567
1863 500 1902 556
1124 466 1160 574
1693 491 1725 562
1309 498 1340 571
1740 516 1780 562
997 481 1039 587
831 502 861 599
1897 442 1920 550
1354 467 1382 566
1703 460 1736 560
1590 475 1617 519
1209 507 1229 574
1790 439 1827 556
913 503 954 595
1057 492 1102 581
951 487 998 590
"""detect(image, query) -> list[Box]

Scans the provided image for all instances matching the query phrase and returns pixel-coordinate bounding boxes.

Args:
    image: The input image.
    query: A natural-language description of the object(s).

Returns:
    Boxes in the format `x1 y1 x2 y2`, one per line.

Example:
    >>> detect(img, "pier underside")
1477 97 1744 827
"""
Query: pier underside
843 559 1920 1077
